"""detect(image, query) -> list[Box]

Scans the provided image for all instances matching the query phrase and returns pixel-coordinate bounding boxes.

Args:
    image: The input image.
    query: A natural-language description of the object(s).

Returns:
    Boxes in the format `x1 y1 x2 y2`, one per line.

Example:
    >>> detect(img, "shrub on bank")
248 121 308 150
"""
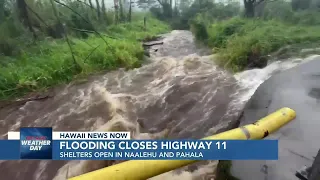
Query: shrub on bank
193 17 320 72
0 17 170 100
206 17 247 48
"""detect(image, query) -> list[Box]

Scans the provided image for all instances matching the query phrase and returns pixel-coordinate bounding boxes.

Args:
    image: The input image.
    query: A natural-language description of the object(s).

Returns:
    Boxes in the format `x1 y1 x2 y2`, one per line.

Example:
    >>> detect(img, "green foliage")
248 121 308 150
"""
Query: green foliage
190 17 208 41
0 16 29 56
187 0 320 72
0 0 170 99
261 1 293 21
178 1 241 30
145 0 240 30
0 16 170 99
206 17 247 48
145 0 174 20
261 0 320 25
292 0 312 11
201 18 320 72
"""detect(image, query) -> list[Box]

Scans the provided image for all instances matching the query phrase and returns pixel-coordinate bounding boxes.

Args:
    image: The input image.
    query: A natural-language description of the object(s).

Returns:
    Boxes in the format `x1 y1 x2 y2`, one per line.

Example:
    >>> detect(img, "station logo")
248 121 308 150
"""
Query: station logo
20 127 52 159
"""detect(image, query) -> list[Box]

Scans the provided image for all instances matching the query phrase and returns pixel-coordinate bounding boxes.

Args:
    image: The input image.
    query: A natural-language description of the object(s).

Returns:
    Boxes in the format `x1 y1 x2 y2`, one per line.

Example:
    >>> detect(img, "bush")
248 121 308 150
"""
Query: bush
260 0 320 25
195 17 320 72
206 17 247 48
0 16 28 56
190 20 208 41
150 0 241 30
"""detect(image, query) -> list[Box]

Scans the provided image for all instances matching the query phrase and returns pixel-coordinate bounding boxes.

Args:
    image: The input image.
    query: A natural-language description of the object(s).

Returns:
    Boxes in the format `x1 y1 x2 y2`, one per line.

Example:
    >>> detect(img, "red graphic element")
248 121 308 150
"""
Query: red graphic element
26 136 47 140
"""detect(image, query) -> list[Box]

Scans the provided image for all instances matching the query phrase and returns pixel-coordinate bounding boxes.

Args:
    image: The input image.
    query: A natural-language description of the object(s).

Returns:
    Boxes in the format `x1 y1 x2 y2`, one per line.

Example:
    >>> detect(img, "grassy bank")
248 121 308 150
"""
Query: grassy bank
192 17 320 72
0 17 169 100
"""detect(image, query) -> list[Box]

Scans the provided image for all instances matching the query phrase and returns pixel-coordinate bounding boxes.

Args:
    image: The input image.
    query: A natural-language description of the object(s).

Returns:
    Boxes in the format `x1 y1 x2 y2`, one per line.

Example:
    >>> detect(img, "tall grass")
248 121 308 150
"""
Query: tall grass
193 17 320 72
0 16 170 100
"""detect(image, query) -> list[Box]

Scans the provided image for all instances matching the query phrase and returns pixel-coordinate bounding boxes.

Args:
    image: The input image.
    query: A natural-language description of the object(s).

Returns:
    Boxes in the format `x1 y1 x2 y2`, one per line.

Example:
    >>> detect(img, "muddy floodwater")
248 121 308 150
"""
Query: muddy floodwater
0 30 309 180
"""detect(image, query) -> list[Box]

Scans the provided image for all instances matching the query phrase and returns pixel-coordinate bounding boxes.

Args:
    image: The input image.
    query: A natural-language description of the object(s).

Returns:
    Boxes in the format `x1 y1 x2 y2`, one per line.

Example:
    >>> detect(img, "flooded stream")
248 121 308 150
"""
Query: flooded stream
0 30 308 180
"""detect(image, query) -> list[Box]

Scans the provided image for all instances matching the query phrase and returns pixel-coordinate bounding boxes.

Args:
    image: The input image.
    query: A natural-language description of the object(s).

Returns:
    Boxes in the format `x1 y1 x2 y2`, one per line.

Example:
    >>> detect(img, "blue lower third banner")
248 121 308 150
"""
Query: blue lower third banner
0 140 278 160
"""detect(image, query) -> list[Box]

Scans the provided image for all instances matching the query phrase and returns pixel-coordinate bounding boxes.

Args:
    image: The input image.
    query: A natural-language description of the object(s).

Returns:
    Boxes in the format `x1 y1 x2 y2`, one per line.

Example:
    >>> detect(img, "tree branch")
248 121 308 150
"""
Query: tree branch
70 27 119 39
156 0 163 6
50 0 81 72
52 0 113 50
26 5 49 28
84 45 100 63
75 0 94 9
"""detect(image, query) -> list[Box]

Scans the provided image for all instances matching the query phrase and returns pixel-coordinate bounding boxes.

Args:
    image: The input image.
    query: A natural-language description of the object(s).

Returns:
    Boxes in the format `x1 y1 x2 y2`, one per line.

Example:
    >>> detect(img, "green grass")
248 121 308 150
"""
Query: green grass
192 17 320 72
0 16 170 100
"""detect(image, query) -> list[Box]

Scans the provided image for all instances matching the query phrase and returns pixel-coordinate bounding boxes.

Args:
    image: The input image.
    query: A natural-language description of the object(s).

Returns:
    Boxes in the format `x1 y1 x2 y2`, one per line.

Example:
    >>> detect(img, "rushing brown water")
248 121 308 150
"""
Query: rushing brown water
0 30 307 180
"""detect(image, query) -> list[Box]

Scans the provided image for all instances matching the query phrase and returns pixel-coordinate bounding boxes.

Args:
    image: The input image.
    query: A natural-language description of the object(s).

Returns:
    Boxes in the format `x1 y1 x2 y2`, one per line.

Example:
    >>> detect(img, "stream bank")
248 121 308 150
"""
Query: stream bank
0 30 319 180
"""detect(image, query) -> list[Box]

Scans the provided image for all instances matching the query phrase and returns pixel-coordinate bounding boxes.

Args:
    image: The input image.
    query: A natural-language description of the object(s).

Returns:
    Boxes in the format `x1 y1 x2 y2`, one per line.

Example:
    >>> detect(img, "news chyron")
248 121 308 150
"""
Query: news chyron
20 127 52 159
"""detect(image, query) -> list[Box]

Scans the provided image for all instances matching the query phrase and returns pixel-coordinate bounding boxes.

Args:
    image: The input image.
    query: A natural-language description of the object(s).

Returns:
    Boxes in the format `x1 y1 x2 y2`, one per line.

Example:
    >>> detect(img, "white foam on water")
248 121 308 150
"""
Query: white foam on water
1 30 320 180
233 56 316 105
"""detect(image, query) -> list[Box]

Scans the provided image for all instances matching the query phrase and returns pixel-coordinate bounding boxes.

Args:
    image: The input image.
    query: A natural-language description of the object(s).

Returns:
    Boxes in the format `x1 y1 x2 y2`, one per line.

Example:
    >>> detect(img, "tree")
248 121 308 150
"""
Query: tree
50 0 81 72
95 0 101 20
179 0 192 13
135 0 158 10
243 0 277 18
17 0 37 39
88 0 93 9
136 0 173 18
243 0 256 18
259 0 292 20
158 0 173 18
311 0 320 9
128 0 132 22
114 0 119 24
119 0 125 22
291 0 311 11
0 0 5 22
101 0 107 22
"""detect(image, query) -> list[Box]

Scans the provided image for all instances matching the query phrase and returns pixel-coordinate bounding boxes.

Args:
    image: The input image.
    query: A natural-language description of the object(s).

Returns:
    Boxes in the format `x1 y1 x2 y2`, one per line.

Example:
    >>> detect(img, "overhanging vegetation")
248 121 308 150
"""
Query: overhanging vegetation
0 1 169 100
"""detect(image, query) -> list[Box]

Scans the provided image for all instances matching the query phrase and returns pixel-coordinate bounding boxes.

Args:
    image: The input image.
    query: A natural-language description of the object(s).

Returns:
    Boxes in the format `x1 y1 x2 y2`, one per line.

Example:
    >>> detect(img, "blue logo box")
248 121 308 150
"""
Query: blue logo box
20 127 52 159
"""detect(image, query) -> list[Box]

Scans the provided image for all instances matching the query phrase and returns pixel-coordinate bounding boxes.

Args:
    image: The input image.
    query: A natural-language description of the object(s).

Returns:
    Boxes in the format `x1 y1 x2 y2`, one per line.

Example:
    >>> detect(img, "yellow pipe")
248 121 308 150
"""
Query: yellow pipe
69 107 296 180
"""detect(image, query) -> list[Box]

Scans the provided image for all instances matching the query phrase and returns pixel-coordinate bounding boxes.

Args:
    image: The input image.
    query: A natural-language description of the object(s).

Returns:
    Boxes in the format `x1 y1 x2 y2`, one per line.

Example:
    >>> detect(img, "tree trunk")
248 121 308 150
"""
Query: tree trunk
88 0 93 9
169 0 173 17
114 0 119 24
244 0 255 18
128 0 132 22
50 0 81 72
95 0 101 20
17 0 37 39
144 16 146 31
0 1 5 22
101 0 107 21
119 0 125 22
173 0 178 16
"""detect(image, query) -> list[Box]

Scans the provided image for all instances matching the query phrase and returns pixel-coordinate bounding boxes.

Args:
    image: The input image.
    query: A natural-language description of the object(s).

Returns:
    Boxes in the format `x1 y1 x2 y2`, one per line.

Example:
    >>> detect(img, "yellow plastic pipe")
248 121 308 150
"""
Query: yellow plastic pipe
69 107 296 180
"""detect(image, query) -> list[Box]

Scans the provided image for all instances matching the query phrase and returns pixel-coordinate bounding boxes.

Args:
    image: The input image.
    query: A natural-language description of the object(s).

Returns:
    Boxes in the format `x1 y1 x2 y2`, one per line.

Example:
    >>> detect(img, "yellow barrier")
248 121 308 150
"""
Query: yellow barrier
69 107 296 180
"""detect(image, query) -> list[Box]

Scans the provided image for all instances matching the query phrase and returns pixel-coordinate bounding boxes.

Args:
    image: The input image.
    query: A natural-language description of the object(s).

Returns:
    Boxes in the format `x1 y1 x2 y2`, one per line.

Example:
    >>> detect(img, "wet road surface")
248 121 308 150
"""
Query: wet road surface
231 55 320 180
